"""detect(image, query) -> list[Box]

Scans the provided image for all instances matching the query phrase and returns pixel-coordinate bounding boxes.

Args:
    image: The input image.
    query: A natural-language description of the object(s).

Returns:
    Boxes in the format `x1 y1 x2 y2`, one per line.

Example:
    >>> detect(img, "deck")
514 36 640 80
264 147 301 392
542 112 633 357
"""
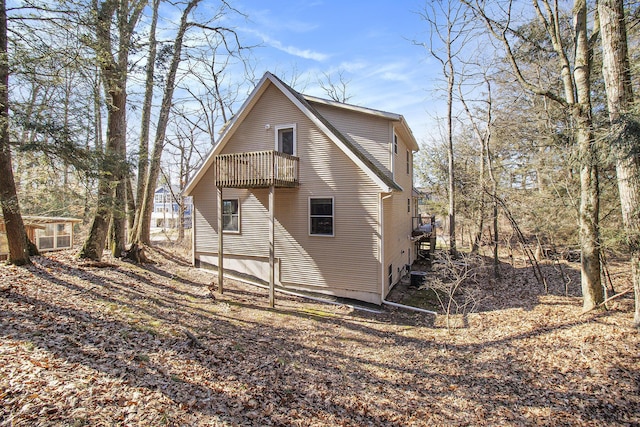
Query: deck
412 215 437 260
215 150 299 189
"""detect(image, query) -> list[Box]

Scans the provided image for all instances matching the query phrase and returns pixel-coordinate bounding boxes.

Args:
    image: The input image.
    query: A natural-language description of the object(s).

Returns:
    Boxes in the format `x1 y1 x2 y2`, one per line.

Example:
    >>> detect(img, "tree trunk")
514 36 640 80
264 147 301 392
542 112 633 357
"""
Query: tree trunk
447 67 456 255
126 177 136 232
131 0 160 242
0 0 30 266
80 89 127 260
574 0 603 311
132 0 200 247
598 0 640 326
80 0 145 261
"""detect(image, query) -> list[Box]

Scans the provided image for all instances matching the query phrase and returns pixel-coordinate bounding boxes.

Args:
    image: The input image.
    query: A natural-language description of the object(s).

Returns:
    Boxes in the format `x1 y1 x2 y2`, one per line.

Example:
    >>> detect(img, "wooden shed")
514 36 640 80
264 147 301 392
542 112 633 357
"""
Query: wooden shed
0 216 82 260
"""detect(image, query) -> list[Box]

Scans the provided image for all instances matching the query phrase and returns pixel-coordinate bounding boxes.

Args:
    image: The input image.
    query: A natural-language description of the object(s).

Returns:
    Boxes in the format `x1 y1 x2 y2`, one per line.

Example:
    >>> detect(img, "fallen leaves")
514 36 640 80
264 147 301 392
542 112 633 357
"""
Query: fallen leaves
0 248 639 426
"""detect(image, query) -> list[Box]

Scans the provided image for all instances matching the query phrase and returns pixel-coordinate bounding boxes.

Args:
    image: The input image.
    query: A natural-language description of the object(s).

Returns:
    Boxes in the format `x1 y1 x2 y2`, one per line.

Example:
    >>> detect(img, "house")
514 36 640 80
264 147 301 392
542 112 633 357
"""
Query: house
183 72 421 305
152 185 192 229
0 216 82 260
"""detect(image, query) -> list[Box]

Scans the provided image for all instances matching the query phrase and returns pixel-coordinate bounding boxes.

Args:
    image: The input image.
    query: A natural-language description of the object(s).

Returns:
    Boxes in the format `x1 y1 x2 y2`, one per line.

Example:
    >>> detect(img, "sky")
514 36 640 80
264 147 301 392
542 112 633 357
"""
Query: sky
218 0 443 145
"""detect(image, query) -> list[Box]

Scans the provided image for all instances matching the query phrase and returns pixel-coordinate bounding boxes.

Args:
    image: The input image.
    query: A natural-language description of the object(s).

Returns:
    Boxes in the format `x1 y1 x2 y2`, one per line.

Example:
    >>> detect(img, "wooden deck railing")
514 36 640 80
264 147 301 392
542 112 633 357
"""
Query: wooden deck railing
215 150 299 188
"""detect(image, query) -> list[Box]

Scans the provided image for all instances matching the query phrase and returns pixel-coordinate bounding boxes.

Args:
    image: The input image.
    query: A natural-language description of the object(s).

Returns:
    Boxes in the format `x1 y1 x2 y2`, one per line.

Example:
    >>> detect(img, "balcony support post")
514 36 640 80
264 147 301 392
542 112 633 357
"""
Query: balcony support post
217 185 224 294
269 184 275 308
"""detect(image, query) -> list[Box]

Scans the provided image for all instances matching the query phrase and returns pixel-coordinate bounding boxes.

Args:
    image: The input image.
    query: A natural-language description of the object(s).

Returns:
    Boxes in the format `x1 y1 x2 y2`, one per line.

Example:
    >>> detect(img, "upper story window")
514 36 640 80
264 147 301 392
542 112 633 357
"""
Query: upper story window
275 124 296 156
406 149 410 174
394 134 398 155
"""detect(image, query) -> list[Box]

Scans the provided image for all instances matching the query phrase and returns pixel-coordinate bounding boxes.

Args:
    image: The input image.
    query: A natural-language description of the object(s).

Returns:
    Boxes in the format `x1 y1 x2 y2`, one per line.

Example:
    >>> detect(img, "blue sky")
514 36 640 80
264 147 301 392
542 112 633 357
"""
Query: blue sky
226 0 441 144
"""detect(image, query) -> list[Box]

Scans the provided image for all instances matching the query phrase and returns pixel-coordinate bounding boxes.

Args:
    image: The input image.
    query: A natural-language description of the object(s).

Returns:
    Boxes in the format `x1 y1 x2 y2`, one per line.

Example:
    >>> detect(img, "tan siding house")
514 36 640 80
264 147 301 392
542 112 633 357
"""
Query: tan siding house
184 72 420 305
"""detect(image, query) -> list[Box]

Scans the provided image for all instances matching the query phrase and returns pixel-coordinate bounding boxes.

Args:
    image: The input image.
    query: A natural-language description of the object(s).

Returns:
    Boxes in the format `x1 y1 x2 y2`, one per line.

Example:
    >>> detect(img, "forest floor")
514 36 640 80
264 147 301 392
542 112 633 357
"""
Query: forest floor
1 245 638 426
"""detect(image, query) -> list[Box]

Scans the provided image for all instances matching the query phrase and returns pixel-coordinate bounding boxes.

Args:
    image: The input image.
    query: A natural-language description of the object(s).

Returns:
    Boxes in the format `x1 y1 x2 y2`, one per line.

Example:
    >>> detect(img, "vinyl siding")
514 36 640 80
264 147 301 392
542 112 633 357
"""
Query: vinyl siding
310 102 393 180
192 83 383 302
383 128 415 297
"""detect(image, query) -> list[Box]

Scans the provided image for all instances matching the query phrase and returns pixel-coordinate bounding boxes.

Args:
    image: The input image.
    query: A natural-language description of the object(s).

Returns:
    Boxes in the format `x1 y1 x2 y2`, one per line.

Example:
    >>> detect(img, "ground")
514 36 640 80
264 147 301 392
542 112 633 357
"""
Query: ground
1 245 638 426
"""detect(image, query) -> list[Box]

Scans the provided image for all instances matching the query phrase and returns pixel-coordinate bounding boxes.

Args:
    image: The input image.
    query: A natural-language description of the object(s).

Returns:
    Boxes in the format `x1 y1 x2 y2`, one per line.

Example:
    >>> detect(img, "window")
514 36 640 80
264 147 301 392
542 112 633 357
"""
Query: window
407 198 411 214
222 199 239 232
275 124 296 156
36 223 72 250
38 224 55 250
56 223 71 248
388 264 393 287
406 150 410 174
394 134 398 155
309 197 334 236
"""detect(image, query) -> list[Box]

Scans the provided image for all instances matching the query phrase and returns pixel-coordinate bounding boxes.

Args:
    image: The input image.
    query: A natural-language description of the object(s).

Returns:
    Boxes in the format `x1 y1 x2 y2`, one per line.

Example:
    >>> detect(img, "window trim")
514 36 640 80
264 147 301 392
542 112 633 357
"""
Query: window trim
222 198 241 234
309 196 334 237
36 222 72 251
274 123 297 156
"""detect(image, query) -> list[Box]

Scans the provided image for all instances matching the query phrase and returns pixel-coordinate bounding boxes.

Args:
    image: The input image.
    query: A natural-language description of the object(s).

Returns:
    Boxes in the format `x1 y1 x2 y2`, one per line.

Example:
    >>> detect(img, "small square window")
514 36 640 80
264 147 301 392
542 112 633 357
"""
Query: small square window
222 199 239 232
310 197 334 236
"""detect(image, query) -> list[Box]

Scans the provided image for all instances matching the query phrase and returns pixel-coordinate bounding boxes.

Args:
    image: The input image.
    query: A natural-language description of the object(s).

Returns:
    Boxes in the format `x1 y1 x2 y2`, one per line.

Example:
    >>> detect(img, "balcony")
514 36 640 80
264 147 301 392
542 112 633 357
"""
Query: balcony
215 150 299 189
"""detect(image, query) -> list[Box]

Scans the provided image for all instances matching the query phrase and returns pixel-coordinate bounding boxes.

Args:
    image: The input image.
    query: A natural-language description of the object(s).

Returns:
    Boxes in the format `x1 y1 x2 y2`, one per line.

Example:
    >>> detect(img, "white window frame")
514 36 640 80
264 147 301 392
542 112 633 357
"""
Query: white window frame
222 198 240 234
274 123 297 156
36 222 72 251
309 196 334 237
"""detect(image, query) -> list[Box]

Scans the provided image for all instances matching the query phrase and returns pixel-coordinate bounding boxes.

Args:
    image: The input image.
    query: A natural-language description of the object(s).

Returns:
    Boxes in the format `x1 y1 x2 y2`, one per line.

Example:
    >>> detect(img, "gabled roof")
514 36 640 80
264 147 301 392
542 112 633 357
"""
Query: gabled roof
184 72 417 195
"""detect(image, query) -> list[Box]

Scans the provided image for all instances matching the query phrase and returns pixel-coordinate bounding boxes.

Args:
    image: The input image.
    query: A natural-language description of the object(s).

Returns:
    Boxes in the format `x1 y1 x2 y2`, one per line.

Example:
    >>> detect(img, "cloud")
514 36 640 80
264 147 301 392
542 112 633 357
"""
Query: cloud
271 41 329 62
253 31 329 62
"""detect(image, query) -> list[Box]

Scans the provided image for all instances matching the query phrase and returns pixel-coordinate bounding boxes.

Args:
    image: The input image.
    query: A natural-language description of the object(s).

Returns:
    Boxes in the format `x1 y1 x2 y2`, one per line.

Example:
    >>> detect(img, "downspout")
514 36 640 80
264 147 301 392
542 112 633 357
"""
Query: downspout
379 192 437 316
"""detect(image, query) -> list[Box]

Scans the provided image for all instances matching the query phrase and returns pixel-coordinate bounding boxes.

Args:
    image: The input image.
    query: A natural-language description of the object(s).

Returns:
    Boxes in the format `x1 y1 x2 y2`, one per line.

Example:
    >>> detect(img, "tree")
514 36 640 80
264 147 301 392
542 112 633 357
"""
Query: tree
465 0 604 311
130 1 246 249
131 0 160 242
131 0 201 247
79 0 146 261
318 70 352 103
418 0 475 255
598 0 640 326
0 0 29 265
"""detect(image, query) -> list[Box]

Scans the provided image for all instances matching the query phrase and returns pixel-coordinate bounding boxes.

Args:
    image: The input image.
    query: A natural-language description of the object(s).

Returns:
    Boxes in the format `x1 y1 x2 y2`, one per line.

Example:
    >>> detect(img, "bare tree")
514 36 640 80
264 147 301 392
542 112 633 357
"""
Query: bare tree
318 70 352 103
465 0 604 311
458 65 500 277
417 0 475 255
131 0 202 248
131 0 161 242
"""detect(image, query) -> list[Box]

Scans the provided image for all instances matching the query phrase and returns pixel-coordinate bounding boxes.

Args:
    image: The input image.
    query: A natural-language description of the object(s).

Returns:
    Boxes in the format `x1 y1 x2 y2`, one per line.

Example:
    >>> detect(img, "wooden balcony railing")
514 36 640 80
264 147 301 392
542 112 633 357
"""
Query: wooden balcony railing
215 150 299 189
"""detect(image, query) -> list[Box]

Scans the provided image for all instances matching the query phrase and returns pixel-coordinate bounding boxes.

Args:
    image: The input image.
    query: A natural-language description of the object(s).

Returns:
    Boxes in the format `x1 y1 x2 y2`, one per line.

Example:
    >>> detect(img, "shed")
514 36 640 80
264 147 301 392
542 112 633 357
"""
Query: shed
0 216 82 259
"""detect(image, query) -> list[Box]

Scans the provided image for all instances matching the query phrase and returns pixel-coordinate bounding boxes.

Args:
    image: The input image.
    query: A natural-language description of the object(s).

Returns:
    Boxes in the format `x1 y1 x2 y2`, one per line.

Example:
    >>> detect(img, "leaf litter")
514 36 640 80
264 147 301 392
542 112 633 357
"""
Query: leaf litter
0 247 638 426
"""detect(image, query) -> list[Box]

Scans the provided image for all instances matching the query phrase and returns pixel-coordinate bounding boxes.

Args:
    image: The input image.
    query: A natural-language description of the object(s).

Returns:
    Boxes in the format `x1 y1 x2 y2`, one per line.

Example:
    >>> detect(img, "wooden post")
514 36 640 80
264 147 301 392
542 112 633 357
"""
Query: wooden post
269 184 275 307
217 185 224 294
